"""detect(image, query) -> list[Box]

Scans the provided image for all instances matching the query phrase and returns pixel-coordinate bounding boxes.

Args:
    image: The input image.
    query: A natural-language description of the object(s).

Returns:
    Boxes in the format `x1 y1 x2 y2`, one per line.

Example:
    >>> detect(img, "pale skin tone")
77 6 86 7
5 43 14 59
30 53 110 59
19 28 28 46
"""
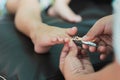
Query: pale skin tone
59 41 95 80
6 0 81 22
48 0 82 23
59 15 120 80
6 0 79 53
82 15 113 60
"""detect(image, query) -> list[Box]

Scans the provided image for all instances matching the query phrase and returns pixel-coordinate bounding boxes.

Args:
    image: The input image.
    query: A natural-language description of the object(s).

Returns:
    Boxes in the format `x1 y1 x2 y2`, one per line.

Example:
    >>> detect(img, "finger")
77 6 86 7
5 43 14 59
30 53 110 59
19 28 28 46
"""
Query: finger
82 19 106 41
100 35 112 46
100 54 107 60
98 46 108 60
97 41 106 53
89 46 97 53
99 45 113 60
60 43 69 63
82 15 113 42
82 38 99 52
106 45 113 54
82 44 89 49
59 43 69 71
67 41 78 57
97 46 106 53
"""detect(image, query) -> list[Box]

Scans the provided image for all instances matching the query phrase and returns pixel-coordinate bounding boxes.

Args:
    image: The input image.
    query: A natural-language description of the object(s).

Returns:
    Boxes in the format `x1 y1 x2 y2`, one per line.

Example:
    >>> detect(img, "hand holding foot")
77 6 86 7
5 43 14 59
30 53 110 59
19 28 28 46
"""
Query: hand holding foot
59 41 94 80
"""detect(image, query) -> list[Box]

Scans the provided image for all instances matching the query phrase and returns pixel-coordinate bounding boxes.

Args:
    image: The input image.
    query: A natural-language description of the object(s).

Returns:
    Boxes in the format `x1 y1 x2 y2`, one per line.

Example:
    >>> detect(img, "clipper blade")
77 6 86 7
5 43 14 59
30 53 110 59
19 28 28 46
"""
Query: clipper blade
72 36 97 47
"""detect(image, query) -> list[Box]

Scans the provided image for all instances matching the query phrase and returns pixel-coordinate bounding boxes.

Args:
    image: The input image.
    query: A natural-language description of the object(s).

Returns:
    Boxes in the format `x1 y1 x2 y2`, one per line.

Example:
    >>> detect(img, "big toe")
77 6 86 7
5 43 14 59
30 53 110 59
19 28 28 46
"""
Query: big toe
66 27 78 36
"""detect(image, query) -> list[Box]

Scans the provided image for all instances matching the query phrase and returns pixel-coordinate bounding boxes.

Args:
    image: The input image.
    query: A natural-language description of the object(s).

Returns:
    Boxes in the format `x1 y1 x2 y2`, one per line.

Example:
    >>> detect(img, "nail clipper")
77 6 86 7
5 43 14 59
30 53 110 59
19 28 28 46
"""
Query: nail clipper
72 36 97 47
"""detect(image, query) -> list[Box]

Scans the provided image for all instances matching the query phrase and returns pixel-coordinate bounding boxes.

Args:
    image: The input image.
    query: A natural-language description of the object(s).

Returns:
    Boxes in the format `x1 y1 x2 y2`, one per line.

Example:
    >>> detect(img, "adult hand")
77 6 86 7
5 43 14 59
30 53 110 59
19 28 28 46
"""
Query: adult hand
82 15 113 60
59 41 94 80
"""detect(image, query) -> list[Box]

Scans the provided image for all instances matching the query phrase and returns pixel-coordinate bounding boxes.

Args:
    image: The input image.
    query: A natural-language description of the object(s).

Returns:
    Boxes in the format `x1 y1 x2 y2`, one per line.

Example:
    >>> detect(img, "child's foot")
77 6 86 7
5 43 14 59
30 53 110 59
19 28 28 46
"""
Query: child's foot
31 24 77 53
47 0 82 23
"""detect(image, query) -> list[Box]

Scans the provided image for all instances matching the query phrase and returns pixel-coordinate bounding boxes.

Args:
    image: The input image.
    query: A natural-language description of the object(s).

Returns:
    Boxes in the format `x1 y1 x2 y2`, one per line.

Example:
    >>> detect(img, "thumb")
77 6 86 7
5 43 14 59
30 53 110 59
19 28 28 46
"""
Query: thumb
67 41 78 57
82 19 105 41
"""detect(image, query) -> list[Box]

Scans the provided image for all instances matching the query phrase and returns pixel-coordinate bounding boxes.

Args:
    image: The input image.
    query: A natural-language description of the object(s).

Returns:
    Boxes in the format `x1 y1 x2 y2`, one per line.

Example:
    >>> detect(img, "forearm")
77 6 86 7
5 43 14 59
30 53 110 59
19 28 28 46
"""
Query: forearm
72 61 120 80
89 63 116 80
97 61 120 80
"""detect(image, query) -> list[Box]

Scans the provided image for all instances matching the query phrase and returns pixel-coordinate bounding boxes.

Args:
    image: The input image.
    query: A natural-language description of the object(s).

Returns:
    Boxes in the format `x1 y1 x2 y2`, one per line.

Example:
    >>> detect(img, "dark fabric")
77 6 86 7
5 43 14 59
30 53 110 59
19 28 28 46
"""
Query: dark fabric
0 0 113 80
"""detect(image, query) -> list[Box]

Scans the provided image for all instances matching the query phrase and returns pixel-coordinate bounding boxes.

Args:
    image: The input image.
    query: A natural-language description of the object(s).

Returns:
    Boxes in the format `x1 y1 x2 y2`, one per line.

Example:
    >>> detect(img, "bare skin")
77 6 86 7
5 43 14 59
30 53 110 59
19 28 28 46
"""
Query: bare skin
6 0 78 53
59 41 94 80
48 0 82 23
59 15 120 80
59 41 120 80
82 15 113 60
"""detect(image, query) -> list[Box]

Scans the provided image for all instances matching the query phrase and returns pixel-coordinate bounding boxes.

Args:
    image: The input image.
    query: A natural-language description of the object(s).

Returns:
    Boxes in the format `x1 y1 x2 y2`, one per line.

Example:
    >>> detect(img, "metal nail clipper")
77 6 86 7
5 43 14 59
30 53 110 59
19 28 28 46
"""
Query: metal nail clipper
72 36 97 47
